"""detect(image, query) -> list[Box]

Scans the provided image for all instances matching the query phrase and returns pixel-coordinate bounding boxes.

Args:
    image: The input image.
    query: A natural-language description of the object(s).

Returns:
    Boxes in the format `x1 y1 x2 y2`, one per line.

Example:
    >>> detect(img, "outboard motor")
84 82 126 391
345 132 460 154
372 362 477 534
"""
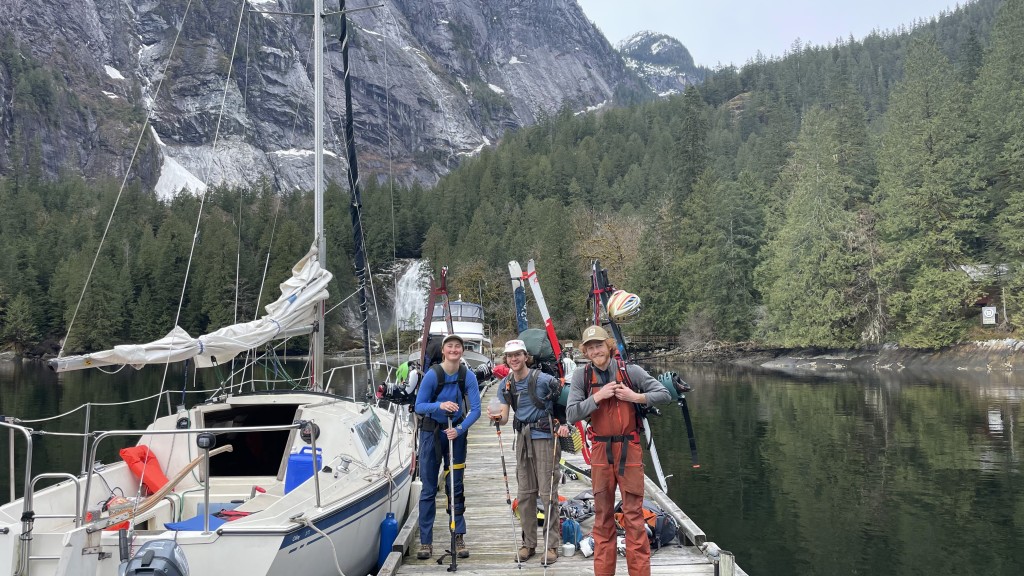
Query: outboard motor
119 539 189 576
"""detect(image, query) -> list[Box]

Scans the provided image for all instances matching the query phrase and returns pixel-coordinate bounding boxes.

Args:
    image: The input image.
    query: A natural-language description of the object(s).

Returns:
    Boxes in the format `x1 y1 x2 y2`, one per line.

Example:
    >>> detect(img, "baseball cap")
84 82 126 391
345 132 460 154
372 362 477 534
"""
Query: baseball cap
503 339 527 355
581 325 610 345
441 333 464 346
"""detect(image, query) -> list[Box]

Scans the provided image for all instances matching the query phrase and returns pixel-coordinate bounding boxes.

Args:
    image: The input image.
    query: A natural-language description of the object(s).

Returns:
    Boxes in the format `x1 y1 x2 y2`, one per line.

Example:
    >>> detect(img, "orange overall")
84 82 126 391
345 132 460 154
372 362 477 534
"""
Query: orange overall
588 365 649 576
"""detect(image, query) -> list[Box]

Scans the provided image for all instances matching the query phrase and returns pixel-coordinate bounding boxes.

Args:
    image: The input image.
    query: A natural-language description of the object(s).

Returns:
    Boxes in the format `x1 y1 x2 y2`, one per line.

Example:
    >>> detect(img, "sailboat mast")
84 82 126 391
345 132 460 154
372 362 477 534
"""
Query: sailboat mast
339 0 373 395
313 0 325 390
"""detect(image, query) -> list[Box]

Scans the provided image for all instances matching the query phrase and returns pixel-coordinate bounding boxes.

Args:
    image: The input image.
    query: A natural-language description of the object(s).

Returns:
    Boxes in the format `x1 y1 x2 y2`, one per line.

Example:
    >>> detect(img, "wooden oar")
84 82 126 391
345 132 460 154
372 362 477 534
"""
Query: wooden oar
93 444 233 530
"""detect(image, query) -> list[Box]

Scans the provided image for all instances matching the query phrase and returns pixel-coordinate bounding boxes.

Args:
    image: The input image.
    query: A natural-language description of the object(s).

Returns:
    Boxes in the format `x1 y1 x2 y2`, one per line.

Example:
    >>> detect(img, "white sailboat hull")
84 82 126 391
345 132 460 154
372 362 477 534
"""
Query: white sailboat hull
1 394 414 576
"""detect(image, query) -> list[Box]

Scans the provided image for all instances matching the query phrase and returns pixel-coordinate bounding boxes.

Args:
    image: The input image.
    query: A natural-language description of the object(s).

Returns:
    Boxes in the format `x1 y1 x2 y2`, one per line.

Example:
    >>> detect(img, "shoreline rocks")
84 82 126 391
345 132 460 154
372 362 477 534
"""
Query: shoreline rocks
644 339 1024 373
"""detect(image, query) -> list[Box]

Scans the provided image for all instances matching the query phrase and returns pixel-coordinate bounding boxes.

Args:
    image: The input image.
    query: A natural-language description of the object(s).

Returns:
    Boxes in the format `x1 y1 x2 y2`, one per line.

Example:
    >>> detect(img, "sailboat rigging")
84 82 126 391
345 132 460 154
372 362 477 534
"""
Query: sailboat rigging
0 2 415 575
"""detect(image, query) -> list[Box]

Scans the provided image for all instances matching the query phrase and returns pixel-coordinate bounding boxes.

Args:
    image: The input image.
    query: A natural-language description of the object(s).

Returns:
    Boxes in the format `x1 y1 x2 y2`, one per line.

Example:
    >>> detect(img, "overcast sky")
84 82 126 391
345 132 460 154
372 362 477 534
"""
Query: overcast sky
575 0 957 67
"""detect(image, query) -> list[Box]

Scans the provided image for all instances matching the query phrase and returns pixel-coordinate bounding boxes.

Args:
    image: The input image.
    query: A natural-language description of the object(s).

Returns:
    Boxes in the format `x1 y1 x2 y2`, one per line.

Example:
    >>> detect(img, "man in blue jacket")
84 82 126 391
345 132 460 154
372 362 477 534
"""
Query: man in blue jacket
414 333 481 560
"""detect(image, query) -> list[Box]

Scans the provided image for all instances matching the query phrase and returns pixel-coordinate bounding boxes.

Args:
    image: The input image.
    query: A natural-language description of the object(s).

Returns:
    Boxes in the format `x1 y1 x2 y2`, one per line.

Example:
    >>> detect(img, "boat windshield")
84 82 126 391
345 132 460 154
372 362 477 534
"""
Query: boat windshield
432 302 484 322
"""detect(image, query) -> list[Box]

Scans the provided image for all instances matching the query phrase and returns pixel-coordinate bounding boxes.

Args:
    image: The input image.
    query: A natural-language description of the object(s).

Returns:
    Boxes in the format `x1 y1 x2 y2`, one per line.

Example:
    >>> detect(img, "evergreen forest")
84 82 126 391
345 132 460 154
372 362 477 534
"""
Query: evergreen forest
2 0 1023 354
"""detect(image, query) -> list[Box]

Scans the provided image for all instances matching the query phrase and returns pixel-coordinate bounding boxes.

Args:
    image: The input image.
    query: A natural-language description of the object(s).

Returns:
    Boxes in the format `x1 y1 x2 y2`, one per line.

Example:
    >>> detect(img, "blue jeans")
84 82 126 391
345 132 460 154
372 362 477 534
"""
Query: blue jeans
418 428 468 544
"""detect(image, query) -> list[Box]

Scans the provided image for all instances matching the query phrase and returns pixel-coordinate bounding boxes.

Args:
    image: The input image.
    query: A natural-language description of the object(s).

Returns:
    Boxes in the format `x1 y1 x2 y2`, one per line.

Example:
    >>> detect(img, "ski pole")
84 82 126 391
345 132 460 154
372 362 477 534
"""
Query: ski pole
542 415 559 573
437 416 459 572
672 374 700 468
494 418 522 568
641 416 670 492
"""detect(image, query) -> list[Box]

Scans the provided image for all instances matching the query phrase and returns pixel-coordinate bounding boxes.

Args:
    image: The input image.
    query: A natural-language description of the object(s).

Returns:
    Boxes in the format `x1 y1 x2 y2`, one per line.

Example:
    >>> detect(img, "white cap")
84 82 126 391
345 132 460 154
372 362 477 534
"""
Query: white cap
503 339 527 355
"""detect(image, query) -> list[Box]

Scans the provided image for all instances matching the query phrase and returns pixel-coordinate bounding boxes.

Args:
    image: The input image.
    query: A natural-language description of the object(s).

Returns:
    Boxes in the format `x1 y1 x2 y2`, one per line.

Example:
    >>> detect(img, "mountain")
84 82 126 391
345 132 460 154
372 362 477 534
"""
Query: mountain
0 0 647 194
617 31 706 96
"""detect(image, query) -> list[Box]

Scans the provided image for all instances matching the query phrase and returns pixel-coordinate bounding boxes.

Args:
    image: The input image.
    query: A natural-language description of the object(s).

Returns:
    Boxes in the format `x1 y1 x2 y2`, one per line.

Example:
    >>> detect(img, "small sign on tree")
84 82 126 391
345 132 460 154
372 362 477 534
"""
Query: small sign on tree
982 307 997 325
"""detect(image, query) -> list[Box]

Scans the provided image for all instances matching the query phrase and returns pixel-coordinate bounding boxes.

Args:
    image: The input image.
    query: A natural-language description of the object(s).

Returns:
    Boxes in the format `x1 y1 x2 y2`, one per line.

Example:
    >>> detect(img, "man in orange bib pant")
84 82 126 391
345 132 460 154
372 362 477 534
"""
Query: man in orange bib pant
566 325 670 576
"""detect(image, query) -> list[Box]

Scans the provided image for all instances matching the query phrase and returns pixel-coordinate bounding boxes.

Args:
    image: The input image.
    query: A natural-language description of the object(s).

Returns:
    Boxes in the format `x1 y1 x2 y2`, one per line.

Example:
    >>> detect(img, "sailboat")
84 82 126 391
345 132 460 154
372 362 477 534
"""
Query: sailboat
0 1 414 575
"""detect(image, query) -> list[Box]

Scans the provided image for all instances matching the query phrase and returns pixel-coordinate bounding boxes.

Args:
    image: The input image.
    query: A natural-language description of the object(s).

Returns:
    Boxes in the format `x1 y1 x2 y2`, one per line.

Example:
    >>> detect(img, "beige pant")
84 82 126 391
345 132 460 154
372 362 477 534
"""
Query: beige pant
515 431 562 551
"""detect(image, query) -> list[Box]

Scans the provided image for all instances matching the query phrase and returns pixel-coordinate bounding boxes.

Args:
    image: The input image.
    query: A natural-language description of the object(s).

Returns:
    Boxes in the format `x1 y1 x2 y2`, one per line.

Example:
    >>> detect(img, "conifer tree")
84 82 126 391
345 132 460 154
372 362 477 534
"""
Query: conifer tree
756 106 869 347
874 35 983 347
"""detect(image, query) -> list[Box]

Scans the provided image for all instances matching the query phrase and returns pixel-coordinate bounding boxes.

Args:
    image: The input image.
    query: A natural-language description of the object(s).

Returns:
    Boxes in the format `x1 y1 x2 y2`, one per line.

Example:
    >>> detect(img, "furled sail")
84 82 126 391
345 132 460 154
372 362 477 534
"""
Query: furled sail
49 245 332 373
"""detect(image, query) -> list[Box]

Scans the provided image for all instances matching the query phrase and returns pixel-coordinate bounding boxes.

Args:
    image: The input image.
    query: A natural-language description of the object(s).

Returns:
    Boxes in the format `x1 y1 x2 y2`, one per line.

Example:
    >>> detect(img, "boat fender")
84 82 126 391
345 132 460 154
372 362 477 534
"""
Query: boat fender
377 511 399 570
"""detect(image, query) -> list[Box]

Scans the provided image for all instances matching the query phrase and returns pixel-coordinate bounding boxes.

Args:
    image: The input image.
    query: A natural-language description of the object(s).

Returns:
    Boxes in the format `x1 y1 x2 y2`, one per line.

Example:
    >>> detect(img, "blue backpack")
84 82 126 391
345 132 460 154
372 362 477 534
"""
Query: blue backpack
561 518 584 547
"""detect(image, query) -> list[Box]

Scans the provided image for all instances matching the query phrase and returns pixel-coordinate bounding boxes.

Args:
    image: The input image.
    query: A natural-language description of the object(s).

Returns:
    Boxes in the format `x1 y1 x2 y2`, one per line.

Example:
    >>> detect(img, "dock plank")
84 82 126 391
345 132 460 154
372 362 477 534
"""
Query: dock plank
388 386 733 576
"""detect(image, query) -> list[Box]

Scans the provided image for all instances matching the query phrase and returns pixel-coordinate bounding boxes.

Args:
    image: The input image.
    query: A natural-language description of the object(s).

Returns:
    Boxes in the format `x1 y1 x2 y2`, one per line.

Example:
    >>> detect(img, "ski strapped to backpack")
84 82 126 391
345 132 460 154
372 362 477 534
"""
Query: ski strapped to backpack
588 259 671 492
508 261 529 334
516 259 592 464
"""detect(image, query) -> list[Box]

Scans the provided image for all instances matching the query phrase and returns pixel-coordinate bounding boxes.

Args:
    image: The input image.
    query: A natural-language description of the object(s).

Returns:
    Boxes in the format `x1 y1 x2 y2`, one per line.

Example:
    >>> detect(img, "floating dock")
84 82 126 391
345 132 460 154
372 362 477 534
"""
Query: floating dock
380 386 746 576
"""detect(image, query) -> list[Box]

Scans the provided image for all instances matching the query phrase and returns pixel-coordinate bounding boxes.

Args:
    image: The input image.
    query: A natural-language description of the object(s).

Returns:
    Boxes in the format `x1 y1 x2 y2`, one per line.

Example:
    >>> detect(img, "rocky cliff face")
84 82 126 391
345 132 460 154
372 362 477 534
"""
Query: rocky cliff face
618 31 705 97
0 0 646 193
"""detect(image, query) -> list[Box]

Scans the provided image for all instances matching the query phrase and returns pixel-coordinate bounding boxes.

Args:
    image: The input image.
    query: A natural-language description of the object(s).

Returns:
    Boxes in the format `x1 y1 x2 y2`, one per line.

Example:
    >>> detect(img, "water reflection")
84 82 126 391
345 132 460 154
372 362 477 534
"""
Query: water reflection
644 362 1024 576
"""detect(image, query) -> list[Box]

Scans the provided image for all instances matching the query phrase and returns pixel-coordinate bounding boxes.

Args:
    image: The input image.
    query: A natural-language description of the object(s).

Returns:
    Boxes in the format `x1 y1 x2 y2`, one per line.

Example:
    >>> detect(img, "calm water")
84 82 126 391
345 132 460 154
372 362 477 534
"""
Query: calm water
3 360 1023 575
645 363 1024 576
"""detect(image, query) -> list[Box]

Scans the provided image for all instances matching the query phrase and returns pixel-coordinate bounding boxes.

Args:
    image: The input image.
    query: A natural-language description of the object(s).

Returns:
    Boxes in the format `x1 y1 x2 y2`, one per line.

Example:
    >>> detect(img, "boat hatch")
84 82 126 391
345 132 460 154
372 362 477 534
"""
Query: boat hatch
198 404 297 476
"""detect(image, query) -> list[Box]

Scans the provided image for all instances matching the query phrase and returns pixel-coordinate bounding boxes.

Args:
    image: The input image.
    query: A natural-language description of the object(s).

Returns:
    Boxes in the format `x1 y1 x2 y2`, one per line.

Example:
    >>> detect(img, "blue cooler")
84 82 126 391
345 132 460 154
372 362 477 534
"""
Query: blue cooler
285 447 323 493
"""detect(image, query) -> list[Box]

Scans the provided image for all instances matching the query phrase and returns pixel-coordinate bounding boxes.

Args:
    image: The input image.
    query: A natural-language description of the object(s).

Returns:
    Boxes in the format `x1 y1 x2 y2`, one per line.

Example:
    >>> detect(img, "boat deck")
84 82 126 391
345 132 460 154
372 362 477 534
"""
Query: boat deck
380 387 745 576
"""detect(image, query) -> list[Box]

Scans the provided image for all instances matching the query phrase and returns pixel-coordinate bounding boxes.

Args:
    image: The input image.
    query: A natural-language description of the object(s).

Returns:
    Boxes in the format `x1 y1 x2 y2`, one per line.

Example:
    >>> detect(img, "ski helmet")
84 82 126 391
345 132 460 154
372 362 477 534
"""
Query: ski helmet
606 289 641 323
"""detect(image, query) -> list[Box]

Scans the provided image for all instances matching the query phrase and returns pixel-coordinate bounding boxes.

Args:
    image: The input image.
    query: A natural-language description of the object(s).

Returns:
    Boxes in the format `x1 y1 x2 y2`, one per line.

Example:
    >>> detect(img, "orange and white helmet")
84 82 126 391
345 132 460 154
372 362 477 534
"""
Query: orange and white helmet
606 289 641 323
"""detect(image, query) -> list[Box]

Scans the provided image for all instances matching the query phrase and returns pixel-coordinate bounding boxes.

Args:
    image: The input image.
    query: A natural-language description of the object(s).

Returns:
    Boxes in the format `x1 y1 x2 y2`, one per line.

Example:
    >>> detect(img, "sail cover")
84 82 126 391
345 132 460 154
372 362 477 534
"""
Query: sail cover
49 246 332 373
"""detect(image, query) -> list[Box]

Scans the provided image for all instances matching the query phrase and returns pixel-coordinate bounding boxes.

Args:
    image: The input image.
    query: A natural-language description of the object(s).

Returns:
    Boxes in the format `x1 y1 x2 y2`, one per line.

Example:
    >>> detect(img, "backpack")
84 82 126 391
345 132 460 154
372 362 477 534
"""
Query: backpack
561 518 584 547
500 369 547 413
613 499 678 549
500 369 567 429
423 334 446 369
519 328 555 362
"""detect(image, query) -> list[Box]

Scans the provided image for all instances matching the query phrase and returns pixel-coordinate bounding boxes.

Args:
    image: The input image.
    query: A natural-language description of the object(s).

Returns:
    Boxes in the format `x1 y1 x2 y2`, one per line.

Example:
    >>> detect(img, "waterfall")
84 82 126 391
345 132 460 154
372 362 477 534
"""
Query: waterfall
394 259 430 331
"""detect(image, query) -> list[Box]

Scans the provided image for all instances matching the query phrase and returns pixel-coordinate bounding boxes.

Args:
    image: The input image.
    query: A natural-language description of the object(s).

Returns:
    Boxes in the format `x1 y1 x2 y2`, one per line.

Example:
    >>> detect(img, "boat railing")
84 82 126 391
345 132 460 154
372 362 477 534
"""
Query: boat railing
1 419 308 576
324 361 393 401
5 362 391 504
0 418 36 576
30 474 82 527
82 423 310 531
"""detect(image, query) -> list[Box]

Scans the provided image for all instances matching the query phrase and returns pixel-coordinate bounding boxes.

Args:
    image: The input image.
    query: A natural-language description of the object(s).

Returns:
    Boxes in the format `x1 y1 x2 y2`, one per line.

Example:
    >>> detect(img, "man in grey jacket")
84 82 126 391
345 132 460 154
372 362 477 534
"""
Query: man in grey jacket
566 325 670 576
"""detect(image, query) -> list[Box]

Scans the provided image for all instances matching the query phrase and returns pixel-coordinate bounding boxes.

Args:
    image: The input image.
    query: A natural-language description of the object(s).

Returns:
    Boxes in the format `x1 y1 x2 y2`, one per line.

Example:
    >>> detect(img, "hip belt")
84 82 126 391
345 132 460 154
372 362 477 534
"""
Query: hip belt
420 415 464 432
512 418 551 433
593 431 640 475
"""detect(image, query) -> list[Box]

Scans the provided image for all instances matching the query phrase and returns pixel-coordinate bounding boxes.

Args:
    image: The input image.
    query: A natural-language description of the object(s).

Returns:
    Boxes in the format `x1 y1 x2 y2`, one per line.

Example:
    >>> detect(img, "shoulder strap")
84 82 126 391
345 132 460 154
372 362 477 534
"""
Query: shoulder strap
502 376 518 411
429 364 445 404
431 364 470 410
615 357 645 430
615 357 635 390
526 369 549 412
456 364 468 401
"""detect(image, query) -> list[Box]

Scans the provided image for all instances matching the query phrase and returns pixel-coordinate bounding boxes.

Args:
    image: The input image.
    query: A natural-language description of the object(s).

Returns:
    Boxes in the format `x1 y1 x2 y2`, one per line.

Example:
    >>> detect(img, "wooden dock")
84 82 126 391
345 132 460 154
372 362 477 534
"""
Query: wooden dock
379 387 746 576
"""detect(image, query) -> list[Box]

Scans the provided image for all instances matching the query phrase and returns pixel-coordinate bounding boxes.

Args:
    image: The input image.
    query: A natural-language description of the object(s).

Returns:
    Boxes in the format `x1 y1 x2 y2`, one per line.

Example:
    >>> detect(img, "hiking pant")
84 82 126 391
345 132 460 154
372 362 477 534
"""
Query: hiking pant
515 433 561 551
418 428 467 544
591 439 649 576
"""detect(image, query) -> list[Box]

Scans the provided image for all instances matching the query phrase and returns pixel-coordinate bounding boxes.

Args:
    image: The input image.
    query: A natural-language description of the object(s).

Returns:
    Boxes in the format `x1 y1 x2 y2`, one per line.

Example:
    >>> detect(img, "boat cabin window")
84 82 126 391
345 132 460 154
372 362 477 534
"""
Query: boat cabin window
431 302 483 323
353 411 385 462
200 404 296 476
